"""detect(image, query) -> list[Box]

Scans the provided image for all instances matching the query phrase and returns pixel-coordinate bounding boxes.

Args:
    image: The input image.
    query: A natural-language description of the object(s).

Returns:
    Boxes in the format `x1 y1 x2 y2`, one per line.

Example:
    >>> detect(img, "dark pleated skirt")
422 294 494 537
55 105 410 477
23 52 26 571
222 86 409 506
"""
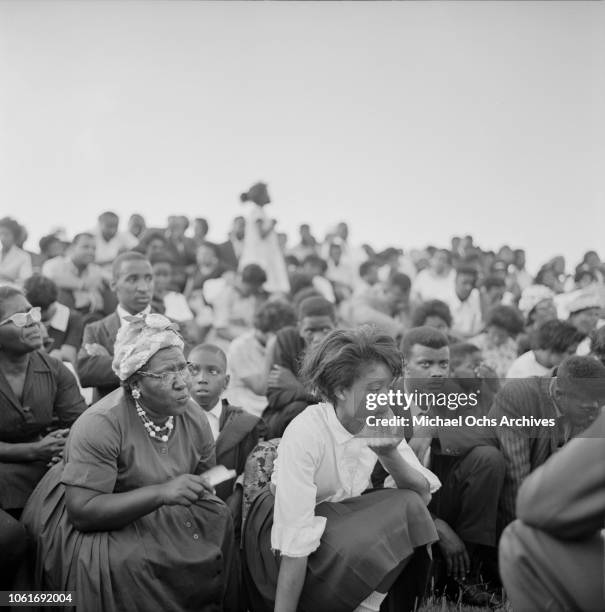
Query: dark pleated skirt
19 463 241 612
243 487 438 612
0 460 48 510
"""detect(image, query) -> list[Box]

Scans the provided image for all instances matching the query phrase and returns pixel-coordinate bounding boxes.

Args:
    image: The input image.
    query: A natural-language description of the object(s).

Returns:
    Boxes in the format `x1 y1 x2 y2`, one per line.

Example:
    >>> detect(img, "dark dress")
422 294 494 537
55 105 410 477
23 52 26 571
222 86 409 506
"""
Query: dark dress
20 389 240 612
0 351 86 510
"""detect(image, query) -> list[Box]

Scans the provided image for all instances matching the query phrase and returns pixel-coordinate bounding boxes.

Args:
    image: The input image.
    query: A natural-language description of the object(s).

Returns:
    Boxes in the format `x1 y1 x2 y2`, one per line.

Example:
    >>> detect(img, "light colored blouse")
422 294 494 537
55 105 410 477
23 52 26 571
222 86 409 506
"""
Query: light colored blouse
0 245 32 287
270 402 441 558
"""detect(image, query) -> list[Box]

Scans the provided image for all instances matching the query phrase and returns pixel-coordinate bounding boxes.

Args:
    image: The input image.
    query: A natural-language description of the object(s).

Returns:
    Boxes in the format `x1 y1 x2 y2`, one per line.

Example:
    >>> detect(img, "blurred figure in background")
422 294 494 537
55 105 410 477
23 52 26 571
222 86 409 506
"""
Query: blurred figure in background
0 217 32 288
239 182 289 294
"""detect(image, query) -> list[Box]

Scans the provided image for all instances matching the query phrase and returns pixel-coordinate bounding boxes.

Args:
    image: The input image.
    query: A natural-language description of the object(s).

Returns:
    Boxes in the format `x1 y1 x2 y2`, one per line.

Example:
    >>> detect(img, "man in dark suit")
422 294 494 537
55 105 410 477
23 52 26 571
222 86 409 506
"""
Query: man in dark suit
217 216 245 272
188 343 265 540
488 355 605 528
499 411 605 611
76 251 154 400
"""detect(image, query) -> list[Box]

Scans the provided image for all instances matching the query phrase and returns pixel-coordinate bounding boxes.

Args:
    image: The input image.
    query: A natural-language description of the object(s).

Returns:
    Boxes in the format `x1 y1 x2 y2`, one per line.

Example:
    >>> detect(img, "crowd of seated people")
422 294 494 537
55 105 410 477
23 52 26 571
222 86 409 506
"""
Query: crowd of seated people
1 191 605 610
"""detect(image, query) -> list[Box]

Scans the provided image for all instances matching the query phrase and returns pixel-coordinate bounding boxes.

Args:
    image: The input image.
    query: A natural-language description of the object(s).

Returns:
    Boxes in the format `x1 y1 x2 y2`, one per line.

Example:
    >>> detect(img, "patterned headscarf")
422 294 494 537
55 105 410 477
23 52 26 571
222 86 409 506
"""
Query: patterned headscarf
112 313 184 381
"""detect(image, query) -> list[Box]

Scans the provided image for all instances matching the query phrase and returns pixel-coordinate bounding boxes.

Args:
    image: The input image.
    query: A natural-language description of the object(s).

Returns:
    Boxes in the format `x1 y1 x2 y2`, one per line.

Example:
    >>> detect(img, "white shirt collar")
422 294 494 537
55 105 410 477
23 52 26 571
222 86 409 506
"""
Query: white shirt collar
204 399 223 441
322 402 354 446
117 304 151 327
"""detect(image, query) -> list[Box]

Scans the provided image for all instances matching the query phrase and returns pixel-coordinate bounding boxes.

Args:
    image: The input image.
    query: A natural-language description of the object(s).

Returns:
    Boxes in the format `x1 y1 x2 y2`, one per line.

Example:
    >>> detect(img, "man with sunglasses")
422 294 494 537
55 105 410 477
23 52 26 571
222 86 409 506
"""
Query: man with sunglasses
0 286 86 588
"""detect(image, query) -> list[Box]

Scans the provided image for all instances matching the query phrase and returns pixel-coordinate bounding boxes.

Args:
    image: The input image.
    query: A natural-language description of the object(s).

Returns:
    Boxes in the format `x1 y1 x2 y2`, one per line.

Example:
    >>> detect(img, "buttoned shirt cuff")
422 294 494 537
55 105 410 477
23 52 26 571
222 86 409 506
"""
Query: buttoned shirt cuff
271 516 327 557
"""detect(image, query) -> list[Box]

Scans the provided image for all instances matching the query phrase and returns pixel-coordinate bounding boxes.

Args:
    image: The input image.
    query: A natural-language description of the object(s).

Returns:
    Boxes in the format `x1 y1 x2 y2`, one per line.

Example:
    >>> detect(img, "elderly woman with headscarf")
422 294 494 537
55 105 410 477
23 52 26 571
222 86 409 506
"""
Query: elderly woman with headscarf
21 314 240 612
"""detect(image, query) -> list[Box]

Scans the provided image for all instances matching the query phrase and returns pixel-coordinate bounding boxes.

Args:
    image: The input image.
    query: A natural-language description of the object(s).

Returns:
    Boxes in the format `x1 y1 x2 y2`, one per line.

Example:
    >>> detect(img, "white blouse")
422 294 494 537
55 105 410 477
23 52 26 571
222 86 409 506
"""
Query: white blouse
270 403 441 558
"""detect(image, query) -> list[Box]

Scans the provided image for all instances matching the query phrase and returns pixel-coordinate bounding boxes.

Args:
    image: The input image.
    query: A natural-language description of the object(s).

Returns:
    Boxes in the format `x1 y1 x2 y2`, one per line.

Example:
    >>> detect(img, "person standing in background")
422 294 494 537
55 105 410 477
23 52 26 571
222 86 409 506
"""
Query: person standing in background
218 216 246 272
238 182 290 294
0 217 32 288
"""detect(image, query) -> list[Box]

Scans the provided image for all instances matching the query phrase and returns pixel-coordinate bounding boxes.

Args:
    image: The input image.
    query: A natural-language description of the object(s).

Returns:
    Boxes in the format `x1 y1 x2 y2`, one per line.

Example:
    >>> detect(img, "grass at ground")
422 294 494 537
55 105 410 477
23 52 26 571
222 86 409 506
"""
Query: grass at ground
417 594 512 612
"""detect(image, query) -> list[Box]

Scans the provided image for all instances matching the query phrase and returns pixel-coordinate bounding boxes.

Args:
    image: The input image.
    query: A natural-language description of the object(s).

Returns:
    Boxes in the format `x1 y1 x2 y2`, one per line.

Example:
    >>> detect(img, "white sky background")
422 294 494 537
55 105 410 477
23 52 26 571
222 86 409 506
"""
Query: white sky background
1 1 603 274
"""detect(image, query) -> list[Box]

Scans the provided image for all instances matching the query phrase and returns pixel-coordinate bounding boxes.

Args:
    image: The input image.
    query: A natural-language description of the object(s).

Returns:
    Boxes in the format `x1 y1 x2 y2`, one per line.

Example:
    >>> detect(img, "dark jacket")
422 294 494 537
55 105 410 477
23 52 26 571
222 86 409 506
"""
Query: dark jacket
76 312 121 400
214 400 265 502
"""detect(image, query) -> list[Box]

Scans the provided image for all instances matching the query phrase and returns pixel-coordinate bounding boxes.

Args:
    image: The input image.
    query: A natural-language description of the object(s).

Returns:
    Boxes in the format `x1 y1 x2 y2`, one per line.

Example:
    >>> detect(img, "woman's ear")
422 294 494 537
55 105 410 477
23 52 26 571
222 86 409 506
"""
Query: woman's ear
334 389 346 401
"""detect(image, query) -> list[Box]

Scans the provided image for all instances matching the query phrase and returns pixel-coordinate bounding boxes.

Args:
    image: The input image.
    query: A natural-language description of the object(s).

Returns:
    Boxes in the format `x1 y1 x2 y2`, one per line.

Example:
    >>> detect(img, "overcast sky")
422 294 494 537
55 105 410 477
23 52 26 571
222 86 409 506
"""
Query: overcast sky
1 1 603 273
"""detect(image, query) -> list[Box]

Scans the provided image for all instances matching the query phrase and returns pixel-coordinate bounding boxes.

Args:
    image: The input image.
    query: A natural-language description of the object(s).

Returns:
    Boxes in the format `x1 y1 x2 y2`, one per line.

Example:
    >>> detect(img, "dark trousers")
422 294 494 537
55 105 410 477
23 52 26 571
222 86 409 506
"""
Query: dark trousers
429 446 505 548
0 508 27 589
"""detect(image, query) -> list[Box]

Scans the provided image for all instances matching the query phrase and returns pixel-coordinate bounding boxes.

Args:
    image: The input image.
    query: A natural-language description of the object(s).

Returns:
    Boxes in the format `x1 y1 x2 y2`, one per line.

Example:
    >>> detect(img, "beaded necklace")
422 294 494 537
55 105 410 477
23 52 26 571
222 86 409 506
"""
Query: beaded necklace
135 400 174 443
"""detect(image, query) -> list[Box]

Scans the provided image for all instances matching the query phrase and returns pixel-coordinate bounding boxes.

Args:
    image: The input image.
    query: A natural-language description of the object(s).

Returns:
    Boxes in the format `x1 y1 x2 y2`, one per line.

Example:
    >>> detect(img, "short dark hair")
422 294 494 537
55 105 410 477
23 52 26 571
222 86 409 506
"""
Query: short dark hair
359 260 379 278
401 326 449 360
38 234 61 254
194 218 209 232
556 355 605 400
254 300 297 333
292 287 323 309
98 211 119 222
0 217 22 240
532 320 585 353
300 326 403 406
303 254 328 274
24 275 58 310
112 251 150 280
449 342 481 369
298 296 336 321
483 275 506 291
574 265 596 284
486 305 524 336
0 286 25 320
289 272 313 296
389 272 412 293
241 264 267 287
412 300 453 328
188 343 227 370
72 232 95 245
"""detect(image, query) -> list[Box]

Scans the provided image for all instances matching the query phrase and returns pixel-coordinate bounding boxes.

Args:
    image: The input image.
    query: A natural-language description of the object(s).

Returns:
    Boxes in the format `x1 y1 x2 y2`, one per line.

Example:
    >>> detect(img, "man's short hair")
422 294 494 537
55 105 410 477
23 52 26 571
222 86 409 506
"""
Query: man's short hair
401 326 449 360
412 299 453 328
556 355 605 400
149 253 176 267
188 343 227 370
449 342 481 368
98 211 119 222
532 320 585 353
298 296 335 322
254 300 297 333
486 305 524 336
303 254 328 273
38 234 60 254
241 264 267 287
24 275 58 310
112 251 150 280
72 232 95 245
359 260 379 278
389 272 412 293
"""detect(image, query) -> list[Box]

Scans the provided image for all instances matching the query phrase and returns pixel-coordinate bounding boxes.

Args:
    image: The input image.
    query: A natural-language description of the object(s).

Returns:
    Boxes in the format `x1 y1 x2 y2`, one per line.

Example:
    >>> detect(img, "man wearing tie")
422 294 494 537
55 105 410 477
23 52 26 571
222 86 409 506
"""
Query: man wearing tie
76 251 154 400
